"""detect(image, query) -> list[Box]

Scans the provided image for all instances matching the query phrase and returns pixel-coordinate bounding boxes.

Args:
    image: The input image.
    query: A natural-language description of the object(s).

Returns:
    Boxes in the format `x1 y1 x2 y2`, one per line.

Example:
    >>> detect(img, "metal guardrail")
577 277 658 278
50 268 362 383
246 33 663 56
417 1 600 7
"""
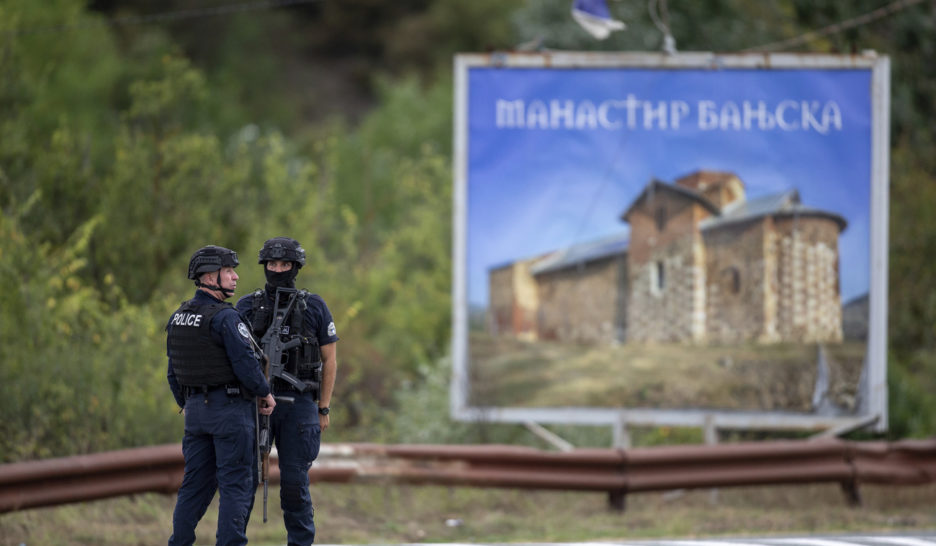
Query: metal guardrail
1 438 934 513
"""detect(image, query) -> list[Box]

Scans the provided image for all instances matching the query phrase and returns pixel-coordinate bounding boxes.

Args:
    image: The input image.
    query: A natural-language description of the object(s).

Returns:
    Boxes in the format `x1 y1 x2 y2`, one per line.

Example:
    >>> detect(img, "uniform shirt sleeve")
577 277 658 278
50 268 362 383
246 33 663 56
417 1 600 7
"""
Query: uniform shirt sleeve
210 308 271 398
305 294 339 346
235 294 253 322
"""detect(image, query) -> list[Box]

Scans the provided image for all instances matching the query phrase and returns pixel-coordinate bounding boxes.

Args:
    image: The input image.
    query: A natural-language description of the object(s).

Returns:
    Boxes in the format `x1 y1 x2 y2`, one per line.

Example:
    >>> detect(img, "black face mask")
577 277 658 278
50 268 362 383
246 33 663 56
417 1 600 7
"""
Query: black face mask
265 267 298 289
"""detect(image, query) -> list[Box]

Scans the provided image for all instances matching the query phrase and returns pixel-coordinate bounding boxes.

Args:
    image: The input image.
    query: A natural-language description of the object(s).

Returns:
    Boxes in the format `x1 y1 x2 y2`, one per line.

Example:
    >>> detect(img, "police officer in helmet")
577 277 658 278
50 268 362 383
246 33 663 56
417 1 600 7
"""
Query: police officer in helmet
167 245 276 546
237 237 339 546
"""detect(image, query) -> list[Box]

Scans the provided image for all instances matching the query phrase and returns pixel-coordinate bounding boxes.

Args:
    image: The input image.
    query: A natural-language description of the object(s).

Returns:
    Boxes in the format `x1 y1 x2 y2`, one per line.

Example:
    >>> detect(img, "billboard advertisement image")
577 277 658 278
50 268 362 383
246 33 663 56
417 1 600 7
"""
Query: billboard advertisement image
452 52 890 433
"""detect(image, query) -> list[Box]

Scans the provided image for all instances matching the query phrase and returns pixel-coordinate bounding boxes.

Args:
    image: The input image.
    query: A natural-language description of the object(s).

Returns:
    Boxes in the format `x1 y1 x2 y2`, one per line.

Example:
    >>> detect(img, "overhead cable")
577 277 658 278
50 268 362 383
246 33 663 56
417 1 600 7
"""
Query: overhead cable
742 0 927 53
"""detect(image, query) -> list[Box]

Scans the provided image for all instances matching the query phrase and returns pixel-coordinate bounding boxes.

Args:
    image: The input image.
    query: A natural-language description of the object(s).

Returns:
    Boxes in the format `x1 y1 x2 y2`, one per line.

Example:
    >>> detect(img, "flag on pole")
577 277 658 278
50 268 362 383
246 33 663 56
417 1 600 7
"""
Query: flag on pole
571 0 626 40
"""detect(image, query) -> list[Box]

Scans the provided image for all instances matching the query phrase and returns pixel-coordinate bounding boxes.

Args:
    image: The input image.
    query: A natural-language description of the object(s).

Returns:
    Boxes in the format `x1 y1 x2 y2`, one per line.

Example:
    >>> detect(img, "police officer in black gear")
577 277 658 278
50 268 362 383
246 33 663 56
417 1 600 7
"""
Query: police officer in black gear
167 245 276 546
237 237 339 546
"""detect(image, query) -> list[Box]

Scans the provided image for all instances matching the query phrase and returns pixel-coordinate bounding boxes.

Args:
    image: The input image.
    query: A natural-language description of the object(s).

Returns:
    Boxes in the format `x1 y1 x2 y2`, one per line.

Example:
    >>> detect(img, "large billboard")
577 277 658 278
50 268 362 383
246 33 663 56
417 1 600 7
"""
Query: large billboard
452 52 890 433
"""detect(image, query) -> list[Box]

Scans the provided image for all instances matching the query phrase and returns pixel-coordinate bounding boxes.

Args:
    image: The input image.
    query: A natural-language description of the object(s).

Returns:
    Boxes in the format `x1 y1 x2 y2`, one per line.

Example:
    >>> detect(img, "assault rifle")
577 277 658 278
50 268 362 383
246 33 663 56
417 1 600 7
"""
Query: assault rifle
260 287 308 392
254 287 307 523
245 330 287 524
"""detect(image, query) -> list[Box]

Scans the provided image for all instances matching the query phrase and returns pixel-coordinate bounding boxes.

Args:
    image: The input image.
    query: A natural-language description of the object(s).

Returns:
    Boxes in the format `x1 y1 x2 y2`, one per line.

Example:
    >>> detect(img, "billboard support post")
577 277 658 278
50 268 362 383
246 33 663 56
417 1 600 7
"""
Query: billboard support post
612 413 631 449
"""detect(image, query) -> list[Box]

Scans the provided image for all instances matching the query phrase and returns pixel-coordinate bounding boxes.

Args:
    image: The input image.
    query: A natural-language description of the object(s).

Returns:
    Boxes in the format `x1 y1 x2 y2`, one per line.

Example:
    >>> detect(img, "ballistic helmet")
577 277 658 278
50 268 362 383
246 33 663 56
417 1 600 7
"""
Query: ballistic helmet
187 245 239 279
258 237 305 268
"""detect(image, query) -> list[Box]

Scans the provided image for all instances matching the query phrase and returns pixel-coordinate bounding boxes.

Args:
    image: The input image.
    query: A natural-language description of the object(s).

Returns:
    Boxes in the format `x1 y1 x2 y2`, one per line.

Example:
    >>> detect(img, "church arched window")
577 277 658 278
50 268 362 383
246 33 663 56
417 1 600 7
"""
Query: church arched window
650 260 665 296
721 266 741 295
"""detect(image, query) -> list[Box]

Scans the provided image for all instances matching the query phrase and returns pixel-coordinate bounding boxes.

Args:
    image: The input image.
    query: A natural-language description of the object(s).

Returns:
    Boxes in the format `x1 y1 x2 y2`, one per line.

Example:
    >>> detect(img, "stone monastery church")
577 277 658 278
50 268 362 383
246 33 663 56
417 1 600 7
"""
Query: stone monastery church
489 170 847 345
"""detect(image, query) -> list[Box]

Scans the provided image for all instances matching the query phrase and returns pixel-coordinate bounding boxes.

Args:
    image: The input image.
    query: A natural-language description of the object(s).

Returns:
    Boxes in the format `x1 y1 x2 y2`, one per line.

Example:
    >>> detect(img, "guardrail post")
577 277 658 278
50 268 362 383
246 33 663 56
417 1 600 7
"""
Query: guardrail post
840 480 862 507
608 432 628 512
608 489 626 511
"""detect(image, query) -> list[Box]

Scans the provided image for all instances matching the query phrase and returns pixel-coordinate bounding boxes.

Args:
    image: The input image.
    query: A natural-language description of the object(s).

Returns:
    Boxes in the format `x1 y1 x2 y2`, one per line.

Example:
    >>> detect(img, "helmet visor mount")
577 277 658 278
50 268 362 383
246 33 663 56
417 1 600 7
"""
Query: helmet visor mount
258 237 305 268
188 247 239 279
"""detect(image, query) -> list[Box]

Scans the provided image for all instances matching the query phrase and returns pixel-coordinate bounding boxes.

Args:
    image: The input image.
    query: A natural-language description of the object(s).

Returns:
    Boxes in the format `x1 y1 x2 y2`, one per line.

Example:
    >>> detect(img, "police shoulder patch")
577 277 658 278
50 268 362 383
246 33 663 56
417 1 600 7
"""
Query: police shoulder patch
237 322 251 339
327 321 337 337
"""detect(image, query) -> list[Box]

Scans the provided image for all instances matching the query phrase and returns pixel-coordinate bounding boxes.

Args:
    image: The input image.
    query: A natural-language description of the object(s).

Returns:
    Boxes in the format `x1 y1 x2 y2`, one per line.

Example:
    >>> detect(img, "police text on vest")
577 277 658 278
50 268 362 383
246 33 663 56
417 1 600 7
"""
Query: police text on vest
172 312 203 327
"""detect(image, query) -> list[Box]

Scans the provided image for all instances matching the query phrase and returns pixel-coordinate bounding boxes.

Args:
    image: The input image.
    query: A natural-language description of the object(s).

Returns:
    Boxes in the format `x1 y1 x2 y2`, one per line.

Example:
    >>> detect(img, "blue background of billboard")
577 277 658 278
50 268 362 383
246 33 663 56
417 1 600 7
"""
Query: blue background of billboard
467 67 872 309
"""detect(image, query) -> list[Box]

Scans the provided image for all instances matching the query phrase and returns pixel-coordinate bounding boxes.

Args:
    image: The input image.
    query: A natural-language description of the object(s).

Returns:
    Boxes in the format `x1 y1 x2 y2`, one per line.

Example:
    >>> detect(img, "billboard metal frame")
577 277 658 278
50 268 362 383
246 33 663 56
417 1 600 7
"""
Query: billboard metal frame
451 51 890 434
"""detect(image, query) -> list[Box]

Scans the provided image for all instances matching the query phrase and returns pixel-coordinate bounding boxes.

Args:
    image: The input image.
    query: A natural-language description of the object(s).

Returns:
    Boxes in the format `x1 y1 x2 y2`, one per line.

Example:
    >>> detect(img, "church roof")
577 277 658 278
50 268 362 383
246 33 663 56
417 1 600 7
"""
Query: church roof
621 175 847 232
700 189 847 231
620 178 720 222
530 231 629 276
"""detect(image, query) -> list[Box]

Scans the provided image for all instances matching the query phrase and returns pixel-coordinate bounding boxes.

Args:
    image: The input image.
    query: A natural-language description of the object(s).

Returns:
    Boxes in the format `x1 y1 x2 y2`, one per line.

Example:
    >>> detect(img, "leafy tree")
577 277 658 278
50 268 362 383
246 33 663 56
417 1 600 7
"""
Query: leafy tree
0 211 179 461
0 0 121 235
91 54 255 303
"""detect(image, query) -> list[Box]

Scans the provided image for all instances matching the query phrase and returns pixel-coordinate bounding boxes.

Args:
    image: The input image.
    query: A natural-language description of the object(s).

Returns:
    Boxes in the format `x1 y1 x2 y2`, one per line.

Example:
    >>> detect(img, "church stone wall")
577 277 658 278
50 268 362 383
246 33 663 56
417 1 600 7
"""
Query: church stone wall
488 260 539 340
627 201 707 343
773 216 843 343
703 221 773 343
535 255 627 344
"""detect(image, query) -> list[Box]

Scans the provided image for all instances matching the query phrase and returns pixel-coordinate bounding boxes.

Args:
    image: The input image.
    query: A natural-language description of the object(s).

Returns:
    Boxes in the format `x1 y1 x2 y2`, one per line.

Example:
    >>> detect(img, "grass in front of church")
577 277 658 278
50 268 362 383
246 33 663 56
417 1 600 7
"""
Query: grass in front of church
469 332 865 413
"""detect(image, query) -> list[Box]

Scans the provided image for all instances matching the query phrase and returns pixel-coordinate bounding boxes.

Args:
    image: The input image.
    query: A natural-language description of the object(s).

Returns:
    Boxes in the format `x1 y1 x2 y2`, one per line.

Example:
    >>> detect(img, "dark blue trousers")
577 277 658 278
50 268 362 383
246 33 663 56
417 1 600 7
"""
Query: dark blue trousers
169 390 256 546
252 391 321 546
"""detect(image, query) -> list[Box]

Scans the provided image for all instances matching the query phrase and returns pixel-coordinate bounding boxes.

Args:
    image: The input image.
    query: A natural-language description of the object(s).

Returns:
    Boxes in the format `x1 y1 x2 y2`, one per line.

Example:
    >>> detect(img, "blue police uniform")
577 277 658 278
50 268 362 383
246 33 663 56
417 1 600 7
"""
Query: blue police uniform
167 290 272 546
236 288 339 546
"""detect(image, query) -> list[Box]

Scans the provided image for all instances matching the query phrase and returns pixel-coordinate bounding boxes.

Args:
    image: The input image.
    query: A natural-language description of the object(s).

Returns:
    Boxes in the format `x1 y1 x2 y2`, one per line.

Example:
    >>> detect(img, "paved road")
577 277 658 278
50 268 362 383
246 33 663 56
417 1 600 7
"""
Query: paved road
317 534 936 546
555 536 936 546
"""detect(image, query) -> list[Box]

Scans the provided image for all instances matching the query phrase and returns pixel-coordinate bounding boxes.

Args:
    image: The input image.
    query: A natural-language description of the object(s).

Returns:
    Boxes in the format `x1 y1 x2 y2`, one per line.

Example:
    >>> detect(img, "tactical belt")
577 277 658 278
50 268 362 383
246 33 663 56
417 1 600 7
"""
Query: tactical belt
183 384 248 399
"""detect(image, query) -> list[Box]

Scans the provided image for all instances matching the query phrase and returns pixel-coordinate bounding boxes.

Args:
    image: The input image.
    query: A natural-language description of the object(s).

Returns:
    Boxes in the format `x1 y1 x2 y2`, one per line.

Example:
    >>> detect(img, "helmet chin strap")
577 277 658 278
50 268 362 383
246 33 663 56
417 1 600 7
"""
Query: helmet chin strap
196 271 235 298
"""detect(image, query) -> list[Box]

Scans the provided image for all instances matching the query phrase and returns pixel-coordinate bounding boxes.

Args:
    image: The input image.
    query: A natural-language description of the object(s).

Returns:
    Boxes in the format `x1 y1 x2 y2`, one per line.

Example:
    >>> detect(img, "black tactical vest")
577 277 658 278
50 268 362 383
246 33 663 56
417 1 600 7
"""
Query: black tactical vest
250 289 321 380
167 299 239 387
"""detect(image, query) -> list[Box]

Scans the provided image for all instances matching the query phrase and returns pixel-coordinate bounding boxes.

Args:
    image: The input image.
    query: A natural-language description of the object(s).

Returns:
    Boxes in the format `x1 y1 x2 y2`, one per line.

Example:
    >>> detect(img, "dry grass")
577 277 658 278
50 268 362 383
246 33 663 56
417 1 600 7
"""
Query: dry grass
1 482 934 545
469 332 865 412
